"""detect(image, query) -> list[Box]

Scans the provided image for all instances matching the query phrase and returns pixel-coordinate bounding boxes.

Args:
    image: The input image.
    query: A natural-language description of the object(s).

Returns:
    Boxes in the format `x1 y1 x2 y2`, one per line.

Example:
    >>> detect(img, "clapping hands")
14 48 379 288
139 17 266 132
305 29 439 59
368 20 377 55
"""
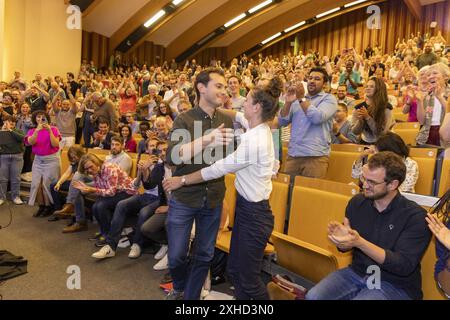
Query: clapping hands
426 213 450 250
328 218 361 251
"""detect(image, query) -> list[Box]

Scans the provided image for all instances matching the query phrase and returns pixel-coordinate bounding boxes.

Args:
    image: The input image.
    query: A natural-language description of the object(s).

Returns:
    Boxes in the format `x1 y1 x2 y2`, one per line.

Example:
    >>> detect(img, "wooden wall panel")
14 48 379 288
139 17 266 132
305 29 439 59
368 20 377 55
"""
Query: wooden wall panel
82 31 166 68
189 47 227 67
122 41 166 67
81 31 110 68
257 0 450 61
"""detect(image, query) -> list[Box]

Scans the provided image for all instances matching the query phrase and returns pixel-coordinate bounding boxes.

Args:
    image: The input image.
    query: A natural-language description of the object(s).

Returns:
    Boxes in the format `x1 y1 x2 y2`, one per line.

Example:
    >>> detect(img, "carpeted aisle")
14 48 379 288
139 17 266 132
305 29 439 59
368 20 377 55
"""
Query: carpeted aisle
0 204 167 300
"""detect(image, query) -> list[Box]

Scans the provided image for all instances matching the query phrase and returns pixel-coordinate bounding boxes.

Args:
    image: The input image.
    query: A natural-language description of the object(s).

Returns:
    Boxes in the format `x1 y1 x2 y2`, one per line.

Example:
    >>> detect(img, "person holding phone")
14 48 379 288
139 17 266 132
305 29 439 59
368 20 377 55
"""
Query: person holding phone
24 111 61 217
0 115 25 206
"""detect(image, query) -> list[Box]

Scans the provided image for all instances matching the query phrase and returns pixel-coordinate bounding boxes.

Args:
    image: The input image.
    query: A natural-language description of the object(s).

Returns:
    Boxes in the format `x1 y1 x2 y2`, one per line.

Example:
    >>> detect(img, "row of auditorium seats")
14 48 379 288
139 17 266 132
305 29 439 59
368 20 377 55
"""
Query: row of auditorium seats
281 143 448 197
61 147 151 180
59 145 448 299
220 173 446 300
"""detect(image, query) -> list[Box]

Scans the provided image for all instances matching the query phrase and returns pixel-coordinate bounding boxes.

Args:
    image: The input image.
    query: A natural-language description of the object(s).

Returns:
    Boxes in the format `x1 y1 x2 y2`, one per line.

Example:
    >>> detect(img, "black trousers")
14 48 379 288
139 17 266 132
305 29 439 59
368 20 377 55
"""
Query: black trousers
227 193 274 300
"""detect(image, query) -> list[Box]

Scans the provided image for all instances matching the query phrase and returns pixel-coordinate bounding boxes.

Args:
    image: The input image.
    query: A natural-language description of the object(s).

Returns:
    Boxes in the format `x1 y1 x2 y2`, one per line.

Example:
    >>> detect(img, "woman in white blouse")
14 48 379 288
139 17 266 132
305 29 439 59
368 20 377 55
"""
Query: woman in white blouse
164 78 282 300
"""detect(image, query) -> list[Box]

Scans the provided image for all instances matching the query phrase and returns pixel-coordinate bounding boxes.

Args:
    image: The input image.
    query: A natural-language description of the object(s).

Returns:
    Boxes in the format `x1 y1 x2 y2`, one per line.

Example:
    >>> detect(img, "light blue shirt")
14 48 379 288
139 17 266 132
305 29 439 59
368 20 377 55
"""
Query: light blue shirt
278 91 337 157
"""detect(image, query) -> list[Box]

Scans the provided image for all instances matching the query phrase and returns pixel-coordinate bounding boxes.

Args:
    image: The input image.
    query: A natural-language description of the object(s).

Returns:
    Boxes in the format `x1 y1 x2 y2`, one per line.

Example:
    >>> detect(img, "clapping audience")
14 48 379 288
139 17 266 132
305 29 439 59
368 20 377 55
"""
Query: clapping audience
0 28 448 300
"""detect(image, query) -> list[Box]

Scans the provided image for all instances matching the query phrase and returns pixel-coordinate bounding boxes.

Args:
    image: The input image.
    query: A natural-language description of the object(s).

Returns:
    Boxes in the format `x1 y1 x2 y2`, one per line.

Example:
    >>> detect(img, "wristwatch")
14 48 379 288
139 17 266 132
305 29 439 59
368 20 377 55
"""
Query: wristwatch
181 175 187 186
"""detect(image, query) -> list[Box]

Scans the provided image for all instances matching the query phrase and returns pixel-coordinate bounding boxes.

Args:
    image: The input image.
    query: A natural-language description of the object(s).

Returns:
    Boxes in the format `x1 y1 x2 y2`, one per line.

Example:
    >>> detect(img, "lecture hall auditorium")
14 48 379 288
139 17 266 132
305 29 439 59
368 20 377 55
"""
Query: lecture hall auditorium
0 0 449 302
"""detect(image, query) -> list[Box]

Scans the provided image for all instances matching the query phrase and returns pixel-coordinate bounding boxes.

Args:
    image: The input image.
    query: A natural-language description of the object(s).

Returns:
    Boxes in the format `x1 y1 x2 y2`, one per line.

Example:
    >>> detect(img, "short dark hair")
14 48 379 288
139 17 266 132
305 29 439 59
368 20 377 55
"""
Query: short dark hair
31 110 50 126
375 132 409 158
3 114 17 124
367 151 406 186
97 117 109 126
156 140 168 149
111 135 123 144
140 121 150 130
309 67 329 83
194 67 225 103
67 72 75 80
228 75 241 84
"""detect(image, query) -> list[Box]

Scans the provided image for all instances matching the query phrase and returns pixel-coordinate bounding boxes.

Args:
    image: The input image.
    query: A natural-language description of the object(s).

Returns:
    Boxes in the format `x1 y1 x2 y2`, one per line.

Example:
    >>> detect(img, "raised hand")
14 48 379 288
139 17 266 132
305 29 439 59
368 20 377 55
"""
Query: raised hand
426 213 450 250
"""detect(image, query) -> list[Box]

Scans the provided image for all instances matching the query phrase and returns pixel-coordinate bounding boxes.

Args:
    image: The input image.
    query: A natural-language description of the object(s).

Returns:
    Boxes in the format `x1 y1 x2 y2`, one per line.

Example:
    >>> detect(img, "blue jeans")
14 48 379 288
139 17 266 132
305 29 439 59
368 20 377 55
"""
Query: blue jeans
67 172 92 223
106 194 159 250
0 154 24 200
93 192 132 236
166 199 222 300
306 267 411 300
227 194 274 300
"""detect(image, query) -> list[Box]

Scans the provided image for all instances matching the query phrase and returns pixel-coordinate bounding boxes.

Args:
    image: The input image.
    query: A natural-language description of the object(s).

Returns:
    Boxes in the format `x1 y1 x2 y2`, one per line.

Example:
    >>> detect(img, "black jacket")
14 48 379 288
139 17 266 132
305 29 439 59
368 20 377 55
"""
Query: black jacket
142 162 168 206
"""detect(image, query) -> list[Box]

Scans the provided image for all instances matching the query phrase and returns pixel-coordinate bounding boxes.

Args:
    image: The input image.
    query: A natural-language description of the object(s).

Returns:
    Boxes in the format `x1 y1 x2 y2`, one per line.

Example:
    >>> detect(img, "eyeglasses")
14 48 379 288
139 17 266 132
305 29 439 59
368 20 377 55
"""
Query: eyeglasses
360 175 387 188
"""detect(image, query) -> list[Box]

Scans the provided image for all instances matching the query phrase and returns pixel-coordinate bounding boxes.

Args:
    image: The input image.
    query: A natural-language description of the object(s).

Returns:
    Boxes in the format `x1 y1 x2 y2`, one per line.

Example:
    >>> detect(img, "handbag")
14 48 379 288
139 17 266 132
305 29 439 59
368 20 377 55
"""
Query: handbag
267 274 307 300
437 258 450 298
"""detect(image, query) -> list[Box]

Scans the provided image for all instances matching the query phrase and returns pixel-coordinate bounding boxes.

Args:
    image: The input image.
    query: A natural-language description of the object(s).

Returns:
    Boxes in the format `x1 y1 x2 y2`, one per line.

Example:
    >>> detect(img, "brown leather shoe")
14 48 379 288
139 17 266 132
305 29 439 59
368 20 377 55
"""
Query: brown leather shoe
54 203 75 218
63 222 88 233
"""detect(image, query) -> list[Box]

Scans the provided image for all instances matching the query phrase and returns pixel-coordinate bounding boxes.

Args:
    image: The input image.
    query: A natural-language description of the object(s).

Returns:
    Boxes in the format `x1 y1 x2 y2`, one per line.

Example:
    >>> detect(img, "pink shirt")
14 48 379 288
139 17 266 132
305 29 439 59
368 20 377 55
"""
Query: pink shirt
25 127 61 156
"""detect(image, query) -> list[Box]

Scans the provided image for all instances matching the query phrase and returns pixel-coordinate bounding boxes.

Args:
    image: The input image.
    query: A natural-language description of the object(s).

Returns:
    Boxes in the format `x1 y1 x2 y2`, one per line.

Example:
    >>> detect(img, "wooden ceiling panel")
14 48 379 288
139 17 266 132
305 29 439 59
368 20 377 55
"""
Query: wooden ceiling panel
226 0 363 60
82 0 151 37
210 0 308 47
164 0 264 60
108 0 168 52
148 0 224 47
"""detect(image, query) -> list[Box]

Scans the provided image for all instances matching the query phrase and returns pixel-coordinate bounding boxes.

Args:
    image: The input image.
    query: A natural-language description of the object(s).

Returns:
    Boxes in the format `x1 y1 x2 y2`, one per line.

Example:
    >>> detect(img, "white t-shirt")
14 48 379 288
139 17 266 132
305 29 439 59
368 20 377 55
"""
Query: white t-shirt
431 97 443 126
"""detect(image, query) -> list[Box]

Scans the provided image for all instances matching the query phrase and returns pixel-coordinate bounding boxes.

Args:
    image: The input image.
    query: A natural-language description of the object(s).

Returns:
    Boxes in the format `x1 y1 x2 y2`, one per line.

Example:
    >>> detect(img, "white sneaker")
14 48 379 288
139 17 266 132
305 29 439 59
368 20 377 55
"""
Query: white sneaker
153 253 168 270
155 244 168 260
128 244 141 259
13 197 24 205
117 236 131 248
92 245 115 259
0 199 5 206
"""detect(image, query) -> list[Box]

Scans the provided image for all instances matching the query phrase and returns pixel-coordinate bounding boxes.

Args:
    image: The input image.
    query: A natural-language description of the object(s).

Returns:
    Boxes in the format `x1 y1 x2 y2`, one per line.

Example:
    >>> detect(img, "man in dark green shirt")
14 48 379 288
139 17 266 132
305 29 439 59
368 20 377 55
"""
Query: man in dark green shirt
0 115 25 205
165 68 234 300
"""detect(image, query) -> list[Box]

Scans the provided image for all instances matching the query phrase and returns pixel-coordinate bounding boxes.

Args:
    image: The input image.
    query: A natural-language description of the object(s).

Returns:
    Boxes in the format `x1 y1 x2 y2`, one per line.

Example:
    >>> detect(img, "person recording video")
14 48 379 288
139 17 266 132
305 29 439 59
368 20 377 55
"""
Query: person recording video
0 115 25 206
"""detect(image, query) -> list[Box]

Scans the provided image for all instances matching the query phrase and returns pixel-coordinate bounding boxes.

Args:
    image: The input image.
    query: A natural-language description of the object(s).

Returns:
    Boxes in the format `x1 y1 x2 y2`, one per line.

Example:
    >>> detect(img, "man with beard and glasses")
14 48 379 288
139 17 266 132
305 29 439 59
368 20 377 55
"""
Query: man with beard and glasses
306 152 432 300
